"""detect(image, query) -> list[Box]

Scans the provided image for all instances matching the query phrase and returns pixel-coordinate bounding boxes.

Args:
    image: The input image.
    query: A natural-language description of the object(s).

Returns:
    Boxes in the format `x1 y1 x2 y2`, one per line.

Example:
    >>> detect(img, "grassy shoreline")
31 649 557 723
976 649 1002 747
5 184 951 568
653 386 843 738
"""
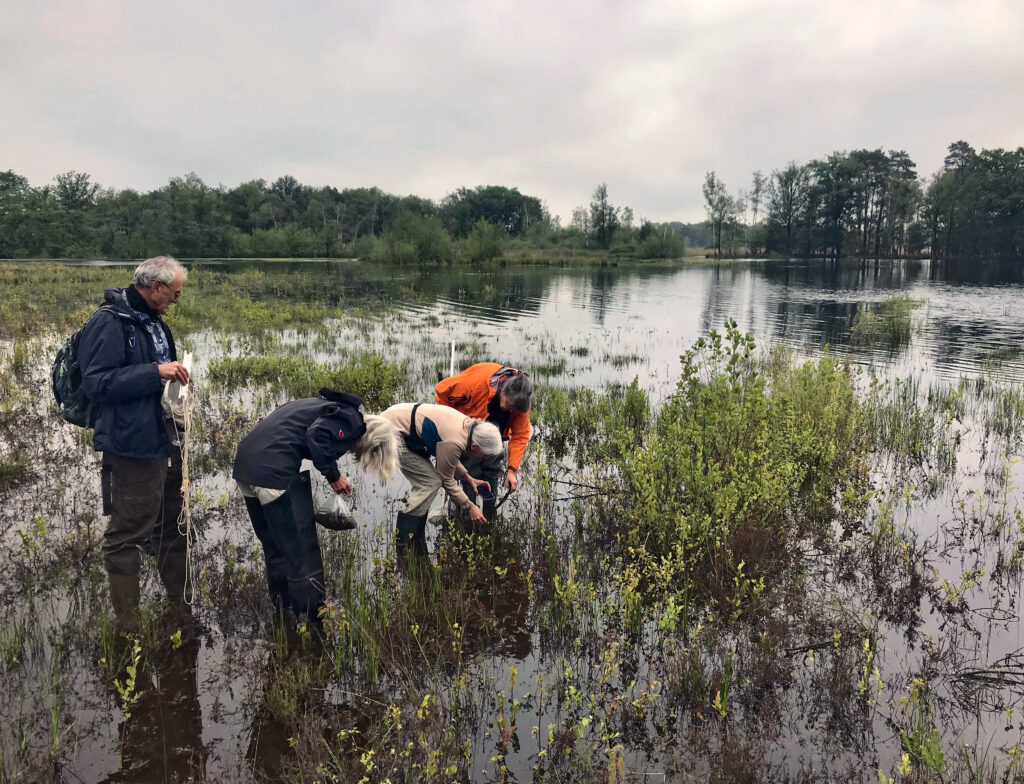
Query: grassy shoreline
0 249 711 265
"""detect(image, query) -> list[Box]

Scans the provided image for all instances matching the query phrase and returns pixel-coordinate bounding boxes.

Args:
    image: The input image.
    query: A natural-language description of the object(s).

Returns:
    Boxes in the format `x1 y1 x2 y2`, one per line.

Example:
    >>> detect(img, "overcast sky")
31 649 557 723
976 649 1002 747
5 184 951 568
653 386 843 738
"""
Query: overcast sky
2 0 1022 223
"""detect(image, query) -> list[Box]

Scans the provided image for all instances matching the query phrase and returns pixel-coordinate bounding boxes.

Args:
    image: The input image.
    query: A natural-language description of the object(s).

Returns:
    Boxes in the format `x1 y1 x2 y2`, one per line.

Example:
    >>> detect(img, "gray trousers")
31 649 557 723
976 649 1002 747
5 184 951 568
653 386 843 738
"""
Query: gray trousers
102 442 185 576
460 451 504 505
397 442 445 516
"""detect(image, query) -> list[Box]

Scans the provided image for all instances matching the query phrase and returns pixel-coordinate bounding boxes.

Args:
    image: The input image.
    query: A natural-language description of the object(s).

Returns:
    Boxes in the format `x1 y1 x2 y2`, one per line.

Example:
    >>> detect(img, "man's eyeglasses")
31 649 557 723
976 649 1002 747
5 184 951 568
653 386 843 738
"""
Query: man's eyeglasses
156 281 182 299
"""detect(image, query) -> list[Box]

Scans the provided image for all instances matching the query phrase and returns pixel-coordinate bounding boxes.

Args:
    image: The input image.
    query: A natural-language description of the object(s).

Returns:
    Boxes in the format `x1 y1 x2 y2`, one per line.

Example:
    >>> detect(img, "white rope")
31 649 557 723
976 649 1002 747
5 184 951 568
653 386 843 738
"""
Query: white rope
176 379 196 605
164 351 196 605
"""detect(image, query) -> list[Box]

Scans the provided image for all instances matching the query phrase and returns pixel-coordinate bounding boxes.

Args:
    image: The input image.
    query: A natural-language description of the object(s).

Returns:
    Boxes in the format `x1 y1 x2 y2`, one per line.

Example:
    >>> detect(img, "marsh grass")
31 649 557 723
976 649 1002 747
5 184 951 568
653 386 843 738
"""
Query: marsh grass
985 386 1024 441
206 352 406 410
533 378 650 464
851 294 920 350
0 264 350 338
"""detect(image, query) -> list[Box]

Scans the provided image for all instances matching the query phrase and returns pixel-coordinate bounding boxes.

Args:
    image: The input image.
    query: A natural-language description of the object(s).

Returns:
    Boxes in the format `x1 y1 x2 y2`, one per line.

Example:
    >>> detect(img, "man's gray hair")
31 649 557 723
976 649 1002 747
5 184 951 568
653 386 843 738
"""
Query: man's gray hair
133 256 187 289
502 371 533 413
471 421 503 456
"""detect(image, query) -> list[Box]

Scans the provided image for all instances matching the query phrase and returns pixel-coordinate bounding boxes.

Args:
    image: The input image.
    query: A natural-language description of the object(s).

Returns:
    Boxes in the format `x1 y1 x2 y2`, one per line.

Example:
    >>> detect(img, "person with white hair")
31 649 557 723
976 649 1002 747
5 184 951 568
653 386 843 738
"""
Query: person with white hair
233 388 400 622
381 402 502 554
78 255 192 629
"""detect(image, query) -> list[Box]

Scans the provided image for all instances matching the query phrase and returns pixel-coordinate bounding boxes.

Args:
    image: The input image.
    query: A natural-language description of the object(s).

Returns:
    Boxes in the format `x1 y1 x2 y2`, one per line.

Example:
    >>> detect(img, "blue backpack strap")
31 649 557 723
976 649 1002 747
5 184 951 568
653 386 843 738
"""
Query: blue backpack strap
403 404 430 459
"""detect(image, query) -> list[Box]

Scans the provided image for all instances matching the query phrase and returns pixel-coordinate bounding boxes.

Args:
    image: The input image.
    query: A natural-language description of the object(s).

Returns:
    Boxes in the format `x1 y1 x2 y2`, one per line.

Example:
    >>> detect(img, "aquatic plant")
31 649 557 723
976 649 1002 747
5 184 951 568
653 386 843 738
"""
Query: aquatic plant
113 638 144 721
850 294 920 349
898 678 946 777
532 378 650 464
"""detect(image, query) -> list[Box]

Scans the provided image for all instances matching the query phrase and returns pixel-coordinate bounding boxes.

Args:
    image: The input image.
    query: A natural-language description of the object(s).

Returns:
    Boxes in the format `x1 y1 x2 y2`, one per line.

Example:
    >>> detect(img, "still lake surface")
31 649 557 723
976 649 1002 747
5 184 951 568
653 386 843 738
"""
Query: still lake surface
64 256 1024 388
199 256 1024 387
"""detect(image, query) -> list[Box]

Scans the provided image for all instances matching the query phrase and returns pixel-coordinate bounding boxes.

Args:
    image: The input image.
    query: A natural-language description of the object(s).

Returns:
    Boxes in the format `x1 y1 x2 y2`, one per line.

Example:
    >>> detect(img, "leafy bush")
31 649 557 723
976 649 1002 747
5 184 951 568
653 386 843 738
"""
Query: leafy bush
459 219 504 262
373 213 453 264
638 228 686 259
369 237 418 265
606 322 870 610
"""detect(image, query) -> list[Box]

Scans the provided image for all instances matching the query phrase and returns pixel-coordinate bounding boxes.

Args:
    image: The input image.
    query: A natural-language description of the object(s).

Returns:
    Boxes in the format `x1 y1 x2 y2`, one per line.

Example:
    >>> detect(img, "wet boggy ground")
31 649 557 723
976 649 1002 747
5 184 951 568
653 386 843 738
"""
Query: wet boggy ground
1 259 1023 783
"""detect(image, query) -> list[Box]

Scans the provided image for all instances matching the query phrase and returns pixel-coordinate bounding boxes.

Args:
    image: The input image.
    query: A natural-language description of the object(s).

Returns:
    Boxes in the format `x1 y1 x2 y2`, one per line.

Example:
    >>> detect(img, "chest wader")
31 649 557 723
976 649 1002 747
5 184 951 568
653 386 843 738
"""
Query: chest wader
243 471 325 623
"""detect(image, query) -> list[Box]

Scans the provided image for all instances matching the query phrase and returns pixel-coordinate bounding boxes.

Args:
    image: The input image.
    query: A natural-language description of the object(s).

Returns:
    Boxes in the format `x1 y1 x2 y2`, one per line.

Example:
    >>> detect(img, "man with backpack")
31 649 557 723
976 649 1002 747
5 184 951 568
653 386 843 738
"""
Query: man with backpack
78 255 191 629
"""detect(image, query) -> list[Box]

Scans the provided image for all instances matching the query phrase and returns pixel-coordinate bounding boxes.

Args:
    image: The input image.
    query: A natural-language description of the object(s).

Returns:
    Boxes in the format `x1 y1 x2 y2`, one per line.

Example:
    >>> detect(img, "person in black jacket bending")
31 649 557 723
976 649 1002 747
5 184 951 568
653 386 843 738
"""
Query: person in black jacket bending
79 255 191 629
233 390 399 621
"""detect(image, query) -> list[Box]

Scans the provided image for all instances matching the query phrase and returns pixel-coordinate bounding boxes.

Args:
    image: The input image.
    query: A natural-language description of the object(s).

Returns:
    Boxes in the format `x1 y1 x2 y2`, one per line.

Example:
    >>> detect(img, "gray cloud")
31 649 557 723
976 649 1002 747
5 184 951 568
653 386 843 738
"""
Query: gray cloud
2 0 1022 223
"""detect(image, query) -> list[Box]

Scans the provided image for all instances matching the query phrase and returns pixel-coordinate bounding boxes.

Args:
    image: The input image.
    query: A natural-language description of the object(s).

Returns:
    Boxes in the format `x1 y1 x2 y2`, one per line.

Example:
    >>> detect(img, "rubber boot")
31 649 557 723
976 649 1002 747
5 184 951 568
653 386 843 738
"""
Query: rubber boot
482 499 498 522
108 571 141 632
396 511 427 555
262 473 325 625
287 572 326 626
244 495 290 612
158 549 191 604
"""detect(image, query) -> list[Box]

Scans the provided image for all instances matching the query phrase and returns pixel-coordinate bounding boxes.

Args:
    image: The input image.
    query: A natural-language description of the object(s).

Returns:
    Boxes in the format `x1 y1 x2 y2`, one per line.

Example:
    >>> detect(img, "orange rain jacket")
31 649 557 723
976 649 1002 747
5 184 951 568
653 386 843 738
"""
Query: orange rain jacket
434 362 531 471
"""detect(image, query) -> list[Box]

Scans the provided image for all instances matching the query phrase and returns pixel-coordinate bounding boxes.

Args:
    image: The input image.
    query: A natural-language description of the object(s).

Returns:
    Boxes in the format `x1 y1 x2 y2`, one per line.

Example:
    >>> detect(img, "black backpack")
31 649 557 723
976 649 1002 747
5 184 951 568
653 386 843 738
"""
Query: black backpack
52 306 133 427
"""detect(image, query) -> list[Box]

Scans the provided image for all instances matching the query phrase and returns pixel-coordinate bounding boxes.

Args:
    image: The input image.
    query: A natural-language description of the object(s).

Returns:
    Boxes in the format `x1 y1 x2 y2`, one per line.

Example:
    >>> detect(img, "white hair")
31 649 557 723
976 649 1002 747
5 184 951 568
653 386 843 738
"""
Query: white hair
471 421 503 456
133 255 187 288
355 414 400 483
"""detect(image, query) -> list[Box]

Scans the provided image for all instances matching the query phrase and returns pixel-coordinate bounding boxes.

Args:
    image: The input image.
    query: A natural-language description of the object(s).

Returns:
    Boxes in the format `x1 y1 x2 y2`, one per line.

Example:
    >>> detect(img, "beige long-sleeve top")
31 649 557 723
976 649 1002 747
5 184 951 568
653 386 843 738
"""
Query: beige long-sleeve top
382 403 476 508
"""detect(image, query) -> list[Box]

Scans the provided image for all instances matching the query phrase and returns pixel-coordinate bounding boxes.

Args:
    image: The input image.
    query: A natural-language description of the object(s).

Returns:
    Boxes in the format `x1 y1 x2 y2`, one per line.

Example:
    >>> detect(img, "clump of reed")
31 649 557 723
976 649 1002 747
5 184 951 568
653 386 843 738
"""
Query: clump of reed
851 294 920 350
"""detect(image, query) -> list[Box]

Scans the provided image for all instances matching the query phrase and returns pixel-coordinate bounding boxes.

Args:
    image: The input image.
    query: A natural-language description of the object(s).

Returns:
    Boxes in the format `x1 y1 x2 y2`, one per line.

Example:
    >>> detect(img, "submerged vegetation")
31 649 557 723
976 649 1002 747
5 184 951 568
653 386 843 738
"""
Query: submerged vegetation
1 262 1023 782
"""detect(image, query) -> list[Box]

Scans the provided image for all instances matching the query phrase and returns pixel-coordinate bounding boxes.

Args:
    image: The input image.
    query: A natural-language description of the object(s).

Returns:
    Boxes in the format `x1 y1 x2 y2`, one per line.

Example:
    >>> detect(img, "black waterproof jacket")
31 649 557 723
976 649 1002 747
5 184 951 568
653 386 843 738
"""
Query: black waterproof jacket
79 288 177 459
232 395 367 490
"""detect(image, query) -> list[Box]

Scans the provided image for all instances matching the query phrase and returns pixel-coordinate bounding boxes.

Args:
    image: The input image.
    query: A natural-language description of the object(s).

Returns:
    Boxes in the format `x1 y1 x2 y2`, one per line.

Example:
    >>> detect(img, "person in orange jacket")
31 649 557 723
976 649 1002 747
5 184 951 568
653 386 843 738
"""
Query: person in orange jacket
435 363 533 517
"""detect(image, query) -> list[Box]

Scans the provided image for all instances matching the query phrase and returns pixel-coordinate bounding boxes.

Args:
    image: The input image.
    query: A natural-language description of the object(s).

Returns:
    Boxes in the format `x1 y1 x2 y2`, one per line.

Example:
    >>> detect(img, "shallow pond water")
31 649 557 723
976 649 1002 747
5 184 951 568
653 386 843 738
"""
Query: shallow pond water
1 257 1023 783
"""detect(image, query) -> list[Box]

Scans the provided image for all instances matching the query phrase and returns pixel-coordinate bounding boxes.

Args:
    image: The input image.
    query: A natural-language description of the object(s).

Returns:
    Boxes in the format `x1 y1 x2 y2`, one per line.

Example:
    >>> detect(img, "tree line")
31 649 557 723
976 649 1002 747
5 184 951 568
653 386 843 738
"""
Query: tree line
702 140 1024 260
0 171 687 262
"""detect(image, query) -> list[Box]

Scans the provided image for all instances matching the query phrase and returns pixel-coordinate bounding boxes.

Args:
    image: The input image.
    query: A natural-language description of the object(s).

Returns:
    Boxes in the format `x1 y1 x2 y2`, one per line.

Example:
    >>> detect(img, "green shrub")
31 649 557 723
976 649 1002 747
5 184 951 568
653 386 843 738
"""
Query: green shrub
607 321 871 610
369 237 418 265
375 213 454 263
348 234 377 260
638 229 686 259
459 219 505 262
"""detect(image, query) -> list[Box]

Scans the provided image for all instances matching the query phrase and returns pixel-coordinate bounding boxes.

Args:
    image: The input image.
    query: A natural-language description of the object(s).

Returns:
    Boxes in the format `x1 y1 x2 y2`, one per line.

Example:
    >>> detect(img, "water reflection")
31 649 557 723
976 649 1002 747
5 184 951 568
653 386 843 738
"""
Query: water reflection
102 612 205 784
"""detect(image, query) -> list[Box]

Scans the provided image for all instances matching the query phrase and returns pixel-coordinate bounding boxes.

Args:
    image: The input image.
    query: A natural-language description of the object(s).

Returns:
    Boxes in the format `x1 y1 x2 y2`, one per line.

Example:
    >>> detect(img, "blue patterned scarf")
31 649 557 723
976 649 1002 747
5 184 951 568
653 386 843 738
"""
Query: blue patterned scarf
117 289 171 365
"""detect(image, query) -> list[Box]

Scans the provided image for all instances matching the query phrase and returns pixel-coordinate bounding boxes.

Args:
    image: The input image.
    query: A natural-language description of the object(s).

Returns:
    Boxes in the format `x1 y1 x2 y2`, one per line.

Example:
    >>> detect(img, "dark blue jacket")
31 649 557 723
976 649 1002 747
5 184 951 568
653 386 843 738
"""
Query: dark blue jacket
233 397 367 490
79 287 177 459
